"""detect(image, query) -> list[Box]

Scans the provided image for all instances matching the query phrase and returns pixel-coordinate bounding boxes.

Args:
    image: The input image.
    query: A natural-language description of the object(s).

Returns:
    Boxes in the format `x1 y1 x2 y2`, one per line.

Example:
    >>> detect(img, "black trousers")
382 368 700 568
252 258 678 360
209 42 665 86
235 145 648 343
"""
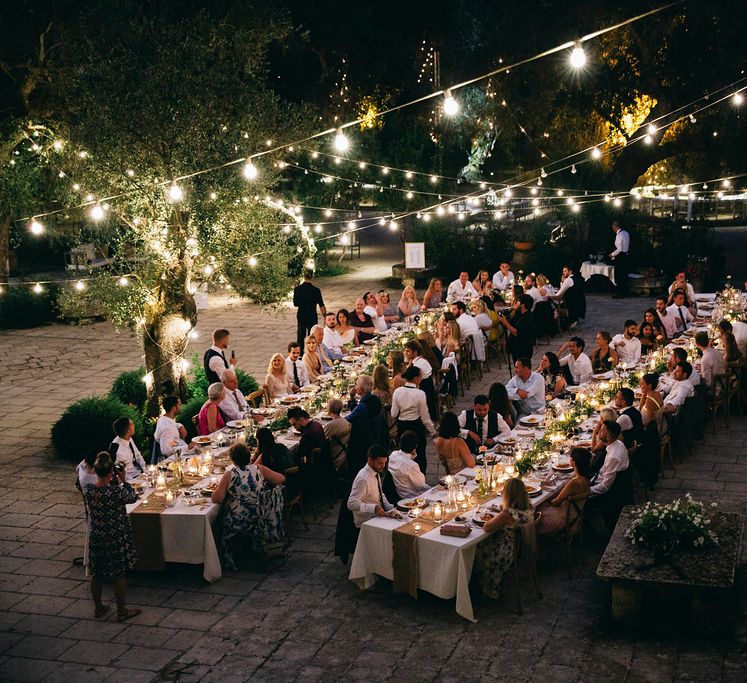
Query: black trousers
397 419 427 474
614 253 629 295
296 318 316 351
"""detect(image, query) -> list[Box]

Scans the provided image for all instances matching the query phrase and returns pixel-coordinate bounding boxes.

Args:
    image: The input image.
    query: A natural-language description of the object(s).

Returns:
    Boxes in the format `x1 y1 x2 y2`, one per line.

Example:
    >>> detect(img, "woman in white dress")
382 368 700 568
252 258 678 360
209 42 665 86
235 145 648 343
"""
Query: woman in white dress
335 309 358 346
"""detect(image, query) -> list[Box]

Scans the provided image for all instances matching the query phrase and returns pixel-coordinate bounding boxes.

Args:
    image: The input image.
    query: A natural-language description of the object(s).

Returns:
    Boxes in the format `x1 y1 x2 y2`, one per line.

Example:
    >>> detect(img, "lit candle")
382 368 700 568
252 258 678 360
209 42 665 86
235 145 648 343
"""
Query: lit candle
165 490 175 507
156 473 167 491
433 502 443 522
413 522 422 532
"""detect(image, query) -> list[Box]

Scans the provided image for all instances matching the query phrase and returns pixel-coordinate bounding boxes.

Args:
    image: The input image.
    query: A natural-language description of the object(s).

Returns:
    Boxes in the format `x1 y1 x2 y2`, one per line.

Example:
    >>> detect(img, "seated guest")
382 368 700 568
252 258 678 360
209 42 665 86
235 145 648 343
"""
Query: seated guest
536 273 556 299
435 411 476 474
558 336 593 385
345 375 384 472
253 427 295 474
204 328 236 384
391 366 436 474
614 387 643 449
436 321 461 397
219 369 249 422
447 271 478 303
286 342 309 389
154 396 189 457
265 353 294 399
590 421 629 497
287 407 326 465
457 394 511 453
417 330 444 367
387 350 407 391
591 408 618 457
488 382 516 428
472 269 492 297
506 358 546 418
538 448 591 536
728 318 747 357
537 351 567 399
638 322 659 355
302 335 326 381
663 362 695 414
397 286 421 318
421 277 444 310
655 296 680 340
695 330 726 391
612 320 641 367
363 291 389 333
379 290 401 327
717 320 744 365
349 298 376 342
523 274 542 310
639 372 664 428
470 298 495 337
642 307 667 346
658 348 700 395
666 289 693 335
474 478 535 598
108 417 146 480
667 271 696 303
497 294 534 364
211 442 286 570
452 300 483 355
590 331 618 373
322 313 345 359
336 308 359 346
198 382 226 435
372 364 393 406
388 431 429 499
77 450 99 489
310 325 335 370
492 262 515 291
324 399 351 470
347 445 395 527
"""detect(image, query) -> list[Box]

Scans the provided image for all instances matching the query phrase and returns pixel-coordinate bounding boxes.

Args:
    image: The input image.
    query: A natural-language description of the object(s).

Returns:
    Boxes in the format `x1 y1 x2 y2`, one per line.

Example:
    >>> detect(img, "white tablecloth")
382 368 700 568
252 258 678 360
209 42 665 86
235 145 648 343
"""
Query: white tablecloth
348 466 561 622
580 261 615 285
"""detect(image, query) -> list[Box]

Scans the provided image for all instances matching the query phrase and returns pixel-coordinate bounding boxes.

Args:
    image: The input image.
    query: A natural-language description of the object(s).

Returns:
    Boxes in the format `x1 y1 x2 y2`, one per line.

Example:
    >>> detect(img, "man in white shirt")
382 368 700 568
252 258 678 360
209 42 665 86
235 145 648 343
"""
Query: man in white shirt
390 366 435 473
219 369 249 422
667 272 696 302
153 396 190 459
457 394 511 451
451 301 485 361
387 431 429 500
732 319 747 357
659 349 700 396
664 362 696 414
446 272 478 303
609 221 630 298
558 336 593 385
285 342 309 389
612 320 642 367
552 266 575 300
347 445 395 527
363 291 388 333
203 328 237 384
590 421 629 496
506 358 546 418
695 331 726 391
492 262 515 291
321 312 345 358
108 417 147 480
655 296 680 339
666 290 693 334
523 274 542 310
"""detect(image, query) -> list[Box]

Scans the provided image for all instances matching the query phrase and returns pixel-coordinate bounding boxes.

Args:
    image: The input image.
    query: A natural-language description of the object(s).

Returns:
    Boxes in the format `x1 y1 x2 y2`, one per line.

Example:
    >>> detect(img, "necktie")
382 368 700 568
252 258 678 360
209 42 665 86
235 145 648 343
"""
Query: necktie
293 362 300 386
221 350 227 365
233 391 242 408
476 417 484 443
376 473 384 506
129 441 143 473
679 307 687 329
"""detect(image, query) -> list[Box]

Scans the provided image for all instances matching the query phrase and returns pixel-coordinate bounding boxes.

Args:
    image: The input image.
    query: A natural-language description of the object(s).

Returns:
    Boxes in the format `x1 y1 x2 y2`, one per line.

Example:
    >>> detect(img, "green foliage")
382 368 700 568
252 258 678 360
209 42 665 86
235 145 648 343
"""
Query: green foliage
177 394 206 442
0 284 59 329
266 415 290 432
184 354 259 401
51 396 142 463
109 368 148 409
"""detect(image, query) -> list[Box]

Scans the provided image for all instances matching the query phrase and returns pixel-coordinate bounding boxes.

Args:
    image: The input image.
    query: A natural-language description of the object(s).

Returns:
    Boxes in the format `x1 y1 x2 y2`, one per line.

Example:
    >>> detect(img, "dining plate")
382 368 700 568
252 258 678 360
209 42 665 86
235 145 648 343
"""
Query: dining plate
672 338 688 345
525 484 542 496
552 464 574 473
472 512 495 527
592 372 613 380
193 436 213 445
363 339 377 345
281 395 301 404
226 420 246 429
251 408 273 416
341 356 356 362
397 499 429 511
520 415 544 426
497 435 518 445
201 486 217 496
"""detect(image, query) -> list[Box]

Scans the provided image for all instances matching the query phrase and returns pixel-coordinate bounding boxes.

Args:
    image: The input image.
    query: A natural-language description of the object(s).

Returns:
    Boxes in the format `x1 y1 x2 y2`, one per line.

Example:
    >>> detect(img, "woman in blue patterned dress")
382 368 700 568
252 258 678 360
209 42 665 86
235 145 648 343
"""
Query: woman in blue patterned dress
211 443 287 570
83 452 141 621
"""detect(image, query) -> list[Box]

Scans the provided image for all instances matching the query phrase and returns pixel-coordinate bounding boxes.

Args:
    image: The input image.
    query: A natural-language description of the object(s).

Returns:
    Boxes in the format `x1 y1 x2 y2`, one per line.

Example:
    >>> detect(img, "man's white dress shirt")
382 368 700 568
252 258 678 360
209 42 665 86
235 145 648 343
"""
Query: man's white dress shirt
560 351 593 385
590 439 629 496
154 415 188 456
457 409 511 442
611 229 630 257
524 286 542 309
668 282 696 301
666 303 693 333
506 372 546 416
555 275 574 299
323 326 345 355
492 270 515 291
657 309 680 339
663 379 695 412
390 383 435 435
364 305 388 333
699 346 726 389
285 357 310 387
446 279 478 303
77 462 98 488
732 320 747 356
611 334 641 366
410 355 433 380
219 386 249 422
387 450 428 499
207 345 230 380
455 313 485 361
110 435 147 480
347 464 393 527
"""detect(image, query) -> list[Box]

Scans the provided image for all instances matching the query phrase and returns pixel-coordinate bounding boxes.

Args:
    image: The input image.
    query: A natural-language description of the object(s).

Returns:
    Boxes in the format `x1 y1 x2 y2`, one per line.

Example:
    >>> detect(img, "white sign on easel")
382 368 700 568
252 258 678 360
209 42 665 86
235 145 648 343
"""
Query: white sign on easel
404 242 426 269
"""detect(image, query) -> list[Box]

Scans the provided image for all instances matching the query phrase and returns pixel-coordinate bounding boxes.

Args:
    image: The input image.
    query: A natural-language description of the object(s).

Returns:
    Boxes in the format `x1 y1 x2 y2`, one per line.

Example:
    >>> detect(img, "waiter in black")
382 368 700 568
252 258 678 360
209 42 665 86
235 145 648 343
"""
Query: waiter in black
610 221 630 298
293 270 326 352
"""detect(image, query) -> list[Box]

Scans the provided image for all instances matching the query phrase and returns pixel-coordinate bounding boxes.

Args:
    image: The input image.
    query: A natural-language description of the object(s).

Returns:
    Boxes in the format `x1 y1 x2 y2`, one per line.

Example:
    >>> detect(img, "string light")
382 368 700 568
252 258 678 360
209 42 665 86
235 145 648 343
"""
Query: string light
333 130 350 152
33 283 43 294
647 124 657 135
734 92 744 105
168 183 183 202
247 255 258 267
443 89 460 117
389 219 399 231
569 42 587 69
613 197 623 208
75 280 86 291
242 162 258 180
89 205 104 221
118 276 129 286
30 220 44 235
591 147 602 159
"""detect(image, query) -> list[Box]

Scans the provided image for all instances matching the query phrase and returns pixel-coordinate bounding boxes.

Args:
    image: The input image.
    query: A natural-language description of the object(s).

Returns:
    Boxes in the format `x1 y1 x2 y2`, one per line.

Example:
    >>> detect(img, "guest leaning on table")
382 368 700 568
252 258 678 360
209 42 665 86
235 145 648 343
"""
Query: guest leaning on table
347 445 395 527
82 452 140 622
505 358 546 419
387 431 429 500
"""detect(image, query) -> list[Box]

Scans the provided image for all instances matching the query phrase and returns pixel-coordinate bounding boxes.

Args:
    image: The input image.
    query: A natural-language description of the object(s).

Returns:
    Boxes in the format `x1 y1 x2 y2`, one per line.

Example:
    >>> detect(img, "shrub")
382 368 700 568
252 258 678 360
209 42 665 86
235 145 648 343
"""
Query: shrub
185 355 259 400
109 367 147 409
0 284 59 329
178 394 206 442
51 396 142 463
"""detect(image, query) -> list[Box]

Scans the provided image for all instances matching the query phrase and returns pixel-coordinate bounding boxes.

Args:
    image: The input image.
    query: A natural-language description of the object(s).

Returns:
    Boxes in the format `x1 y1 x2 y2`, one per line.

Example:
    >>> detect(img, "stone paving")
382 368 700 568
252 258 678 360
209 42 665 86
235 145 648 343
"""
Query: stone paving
1 228 746 681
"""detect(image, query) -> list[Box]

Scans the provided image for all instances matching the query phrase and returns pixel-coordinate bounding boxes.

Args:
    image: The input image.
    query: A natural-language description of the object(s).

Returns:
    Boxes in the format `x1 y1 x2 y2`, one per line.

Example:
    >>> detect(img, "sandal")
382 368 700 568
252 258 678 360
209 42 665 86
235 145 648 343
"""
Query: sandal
94 605 110 619
117 608 142 622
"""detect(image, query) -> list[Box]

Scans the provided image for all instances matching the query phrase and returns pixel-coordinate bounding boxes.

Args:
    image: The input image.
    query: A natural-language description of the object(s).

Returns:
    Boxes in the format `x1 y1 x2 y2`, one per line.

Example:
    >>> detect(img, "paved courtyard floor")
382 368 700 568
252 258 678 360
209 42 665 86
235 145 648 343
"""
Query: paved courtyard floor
1 233 746 681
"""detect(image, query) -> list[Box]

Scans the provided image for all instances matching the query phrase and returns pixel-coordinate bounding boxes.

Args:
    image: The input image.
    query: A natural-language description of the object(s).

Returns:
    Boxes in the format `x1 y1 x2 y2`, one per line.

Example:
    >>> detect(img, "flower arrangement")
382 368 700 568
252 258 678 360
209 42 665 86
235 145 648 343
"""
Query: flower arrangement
625 494 719 555
515 437 551 475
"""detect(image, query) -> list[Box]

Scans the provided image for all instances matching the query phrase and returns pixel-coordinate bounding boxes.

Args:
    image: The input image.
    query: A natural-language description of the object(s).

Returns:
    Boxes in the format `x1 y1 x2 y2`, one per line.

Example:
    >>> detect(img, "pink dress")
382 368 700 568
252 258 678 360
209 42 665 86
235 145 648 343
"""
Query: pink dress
198 401 225 435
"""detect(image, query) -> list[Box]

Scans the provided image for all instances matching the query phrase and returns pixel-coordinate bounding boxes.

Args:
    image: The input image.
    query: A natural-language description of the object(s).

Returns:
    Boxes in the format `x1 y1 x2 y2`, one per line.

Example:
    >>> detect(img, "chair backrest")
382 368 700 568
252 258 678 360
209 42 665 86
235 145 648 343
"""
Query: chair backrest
247 388 265 408
512 511 540 562
564 493 588 536
150 438 162 465
460 337 473 364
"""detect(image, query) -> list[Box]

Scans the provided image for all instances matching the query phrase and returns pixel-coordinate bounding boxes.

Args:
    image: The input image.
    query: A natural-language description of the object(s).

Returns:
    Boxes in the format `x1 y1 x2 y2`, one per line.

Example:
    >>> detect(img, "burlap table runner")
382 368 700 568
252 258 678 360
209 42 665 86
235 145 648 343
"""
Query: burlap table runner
129 494 173 571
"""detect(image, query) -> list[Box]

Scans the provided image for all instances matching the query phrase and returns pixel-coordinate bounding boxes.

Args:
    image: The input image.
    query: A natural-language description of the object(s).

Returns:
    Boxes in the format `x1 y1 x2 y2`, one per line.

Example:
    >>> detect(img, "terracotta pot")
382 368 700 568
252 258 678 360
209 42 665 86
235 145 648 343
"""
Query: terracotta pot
513 241 534 251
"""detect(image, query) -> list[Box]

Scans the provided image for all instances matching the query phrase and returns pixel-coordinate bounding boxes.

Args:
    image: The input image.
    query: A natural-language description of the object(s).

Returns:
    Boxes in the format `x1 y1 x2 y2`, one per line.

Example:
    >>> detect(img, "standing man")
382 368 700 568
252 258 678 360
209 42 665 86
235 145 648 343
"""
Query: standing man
390 366 435 474
609 221 630 298
204 329 236 385
293 270 326 353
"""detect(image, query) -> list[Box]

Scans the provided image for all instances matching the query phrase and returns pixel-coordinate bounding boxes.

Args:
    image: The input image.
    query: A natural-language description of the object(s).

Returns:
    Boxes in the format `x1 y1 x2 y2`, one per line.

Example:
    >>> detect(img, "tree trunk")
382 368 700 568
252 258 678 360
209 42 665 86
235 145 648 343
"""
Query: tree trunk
0 214 10 282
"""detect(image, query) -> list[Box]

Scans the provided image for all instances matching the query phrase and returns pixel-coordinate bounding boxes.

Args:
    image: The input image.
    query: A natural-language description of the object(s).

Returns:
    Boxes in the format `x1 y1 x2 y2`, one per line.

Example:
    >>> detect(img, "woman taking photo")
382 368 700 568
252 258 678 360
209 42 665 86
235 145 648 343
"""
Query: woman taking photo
265 353 293 399
421 278 444 310
537 352 567 399
435 411 475 474
590 331 618 373
398 286 421 318
336 309 358 347
538 448 591 536
83 452 140 622
198 382 226 435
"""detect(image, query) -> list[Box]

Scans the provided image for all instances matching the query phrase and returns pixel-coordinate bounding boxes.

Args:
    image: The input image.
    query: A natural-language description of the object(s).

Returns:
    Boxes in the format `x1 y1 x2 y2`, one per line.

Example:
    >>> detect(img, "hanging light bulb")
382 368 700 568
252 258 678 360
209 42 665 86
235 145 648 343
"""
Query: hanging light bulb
247 255 258 267
644 134 653 144
406 191 414 199
90 205 105 221
333 129 350 152
243 162 258 180
314 224 322 234
436 206 445 216
382 167 390 175
430 175 438 184
734 92 744 106
33 283 43 294
613 197 623 208
75 280 86 291
540 168 547 178
423 213 431 222
569 42 587 69
389 220 399 231
530 187 538 196
591 147 602 160
168 183 183 202
443 89 460 116
571 165 577 174
571 204 580 213
647 124 657 135
537 178 543 186
358 161 366 170
30 220 44 235
405 171 413 180
118 276 129 286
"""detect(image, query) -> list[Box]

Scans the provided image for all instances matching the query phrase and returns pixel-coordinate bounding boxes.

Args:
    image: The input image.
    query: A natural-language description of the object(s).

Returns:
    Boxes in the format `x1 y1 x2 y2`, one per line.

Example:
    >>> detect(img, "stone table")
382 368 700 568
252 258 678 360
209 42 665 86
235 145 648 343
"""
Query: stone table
597 506 743 624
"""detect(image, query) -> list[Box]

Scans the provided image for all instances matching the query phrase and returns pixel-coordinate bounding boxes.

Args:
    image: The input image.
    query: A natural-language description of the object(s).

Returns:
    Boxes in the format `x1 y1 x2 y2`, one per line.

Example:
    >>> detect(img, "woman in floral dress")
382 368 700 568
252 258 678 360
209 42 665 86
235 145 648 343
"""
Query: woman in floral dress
474 478 535 598
83 452 140 621
212 443 287 570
